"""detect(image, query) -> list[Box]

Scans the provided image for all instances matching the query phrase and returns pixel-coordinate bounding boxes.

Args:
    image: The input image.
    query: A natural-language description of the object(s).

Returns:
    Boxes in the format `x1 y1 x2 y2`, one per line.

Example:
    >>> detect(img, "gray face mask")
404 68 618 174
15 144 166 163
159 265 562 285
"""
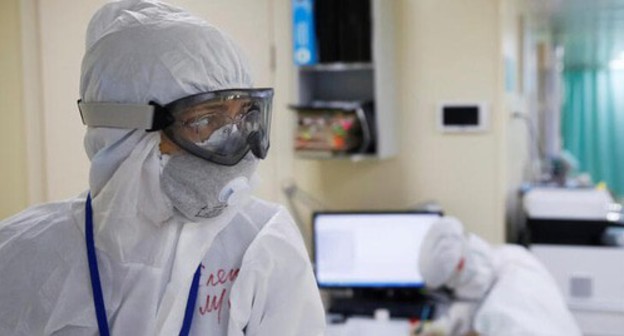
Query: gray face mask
161 152 258 220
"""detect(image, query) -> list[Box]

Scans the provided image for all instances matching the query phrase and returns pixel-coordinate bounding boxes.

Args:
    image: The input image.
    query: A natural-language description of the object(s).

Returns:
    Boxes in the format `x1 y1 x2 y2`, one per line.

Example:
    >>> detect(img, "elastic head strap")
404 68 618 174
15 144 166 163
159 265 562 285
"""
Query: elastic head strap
77 100 174 131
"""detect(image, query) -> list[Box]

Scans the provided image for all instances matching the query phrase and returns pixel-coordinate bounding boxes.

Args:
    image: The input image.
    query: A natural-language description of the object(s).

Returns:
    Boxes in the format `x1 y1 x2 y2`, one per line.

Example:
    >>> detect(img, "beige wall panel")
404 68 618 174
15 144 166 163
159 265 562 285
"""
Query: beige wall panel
38 0 105 200
0 0 28 219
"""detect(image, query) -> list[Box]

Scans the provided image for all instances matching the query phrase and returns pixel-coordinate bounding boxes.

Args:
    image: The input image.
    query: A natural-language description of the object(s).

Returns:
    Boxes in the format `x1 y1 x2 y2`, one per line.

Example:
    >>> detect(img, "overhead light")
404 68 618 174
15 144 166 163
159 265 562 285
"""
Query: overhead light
609 51 624 70
610 58 624 70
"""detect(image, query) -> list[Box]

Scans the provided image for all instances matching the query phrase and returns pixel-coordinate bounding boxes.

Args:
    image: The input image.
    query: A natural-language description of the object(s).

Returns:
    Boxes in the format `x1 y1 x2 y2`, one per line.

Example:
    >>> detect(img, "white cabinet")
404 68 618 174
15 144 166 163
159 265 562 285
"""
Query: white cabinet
531 245 624 336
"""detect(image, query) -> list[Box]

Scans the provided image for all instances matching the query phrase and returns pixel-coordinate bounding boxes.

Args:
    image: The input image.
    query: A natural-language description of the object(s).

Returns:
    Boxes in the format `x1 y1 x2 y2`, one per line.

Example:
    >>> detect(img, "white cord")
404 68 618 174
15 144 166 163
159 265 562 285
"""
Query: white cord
281 180 327 251
512 112 544 183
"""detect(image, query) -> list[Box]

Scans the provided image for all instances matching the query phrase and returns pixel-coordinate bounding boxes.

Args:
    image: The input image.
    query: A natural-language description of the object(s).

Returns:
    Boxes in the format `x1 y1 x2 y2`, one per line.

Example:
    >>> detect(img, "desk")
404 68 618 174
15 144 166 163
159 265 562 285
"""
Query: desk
326 317 412 336
320 288 448 336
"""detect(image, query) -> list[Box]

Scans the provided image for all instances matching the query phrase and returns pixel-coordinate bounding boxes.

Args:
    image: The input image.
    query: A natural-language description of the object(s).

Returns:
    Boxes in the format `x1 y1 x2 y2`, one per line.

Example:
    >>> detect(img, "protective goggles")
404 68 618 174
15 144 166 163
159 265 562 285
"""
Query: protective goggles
78 88 273 166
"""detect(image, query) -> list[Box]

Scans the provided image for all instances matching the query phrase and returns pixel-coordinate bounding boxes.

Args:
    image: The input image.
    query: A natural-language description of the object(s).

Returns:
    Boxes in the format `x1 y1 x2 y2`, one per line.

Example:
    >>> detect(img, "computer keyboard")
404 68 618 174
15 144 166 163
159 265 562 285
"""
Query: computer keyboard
328 298 435 319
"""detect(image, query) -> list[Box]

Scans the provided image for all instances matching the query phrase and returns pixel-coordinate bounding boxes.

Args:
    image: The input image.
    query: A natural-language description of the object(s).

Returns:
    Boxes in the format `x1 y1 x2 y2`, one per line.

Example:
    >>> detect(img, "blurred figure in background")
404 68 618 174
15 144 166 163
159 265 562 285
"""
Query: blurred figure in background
416 217 580 336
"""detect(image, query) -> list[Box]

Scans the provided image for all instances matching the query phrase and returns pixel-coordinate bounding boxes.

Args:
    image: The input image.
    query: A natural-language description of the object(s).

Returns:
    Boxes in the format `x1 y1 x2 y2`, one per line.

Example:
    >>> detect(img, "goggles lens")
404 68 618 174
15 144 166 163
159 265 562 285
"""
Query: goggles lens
163 89 273 165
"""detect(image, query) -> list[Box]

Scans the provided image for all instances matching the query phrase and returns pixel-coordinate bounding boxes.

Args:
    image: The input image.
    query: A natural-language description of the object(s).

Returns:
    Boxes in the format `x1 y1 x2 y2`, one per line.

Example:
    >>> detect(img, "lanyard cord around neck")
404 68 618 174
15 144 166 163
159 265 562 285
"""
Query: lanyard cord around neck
85 194 201 336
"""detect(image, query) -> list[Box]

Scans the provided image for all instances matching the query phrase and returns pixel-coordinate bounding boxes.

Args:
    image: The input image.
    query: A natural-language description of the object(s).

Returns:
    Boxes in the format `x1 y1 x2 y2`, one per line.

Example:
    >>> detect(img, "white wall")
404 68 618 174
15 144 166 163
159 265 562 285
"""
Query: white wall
37 0 100 200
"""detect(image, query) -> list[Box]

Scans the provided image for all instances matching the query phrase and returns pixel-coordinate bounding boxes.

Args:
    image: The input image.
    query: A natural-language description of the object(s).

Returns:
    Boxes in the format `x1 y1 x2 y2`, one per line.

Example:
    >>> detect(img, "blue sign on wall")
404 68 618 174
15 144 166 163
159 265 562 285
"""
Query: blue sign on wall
292 0 317 66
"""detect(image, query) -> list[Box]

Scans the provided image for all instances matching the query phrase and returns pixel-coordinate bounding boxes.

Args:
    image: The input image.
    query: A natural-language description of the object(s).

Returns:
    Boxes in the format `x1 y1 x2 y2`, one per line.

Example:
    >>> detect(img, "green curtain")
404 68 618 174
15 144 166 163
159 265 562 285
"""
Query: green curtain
562 69 624 199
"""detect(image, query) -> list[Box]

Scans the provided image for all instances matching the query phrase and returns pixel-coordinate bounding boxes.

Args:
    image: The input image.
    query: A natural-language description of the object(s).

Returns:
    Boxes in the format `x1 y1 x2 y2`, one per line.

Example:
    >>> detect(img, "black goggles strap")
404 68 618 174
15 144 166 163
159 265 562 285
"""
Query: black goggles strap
147 102 174 132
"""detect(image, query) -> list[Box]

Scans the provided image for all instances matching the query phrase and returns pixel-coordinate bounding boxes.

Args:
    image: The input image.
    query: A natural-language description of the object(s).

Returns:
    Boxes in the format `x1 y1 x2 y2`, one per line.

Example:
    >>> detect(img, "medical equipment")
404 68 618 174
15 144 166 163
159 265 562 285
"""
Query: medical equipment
524 187 619 245
524 187 624 335
531 245 624 336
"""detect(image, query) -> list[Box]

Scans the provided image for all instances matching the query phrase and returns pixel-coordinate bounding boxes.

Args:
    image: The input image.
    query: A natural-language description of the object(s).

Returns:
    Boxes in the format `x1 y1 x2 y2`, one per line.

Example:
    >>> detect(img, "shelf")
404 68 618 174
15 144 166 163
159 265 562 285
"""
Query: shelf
296 151 378 162
291 0 398 160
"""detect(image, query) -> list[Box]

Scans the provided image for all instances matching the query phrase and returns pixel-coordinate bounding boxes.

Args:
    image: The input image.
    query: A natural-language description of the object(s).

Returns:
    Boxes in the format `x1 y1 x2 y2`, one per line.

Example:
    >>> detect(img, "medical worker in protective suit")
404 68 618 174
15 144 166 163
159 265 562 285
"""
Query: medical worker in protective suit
0 1 325 335
415 217 581 336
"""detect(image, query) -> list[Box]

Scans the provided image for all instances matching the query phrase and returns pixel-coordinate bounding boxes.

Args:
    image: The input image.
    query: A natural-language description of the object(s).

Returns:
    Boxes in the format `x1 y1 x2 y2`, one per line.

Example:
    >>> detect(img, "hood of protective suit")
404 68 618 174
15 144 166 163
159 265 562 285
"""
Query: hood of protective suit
82 0 253 195
80 0 257 332
81 0 255 236
453 234 497 300
419 217 497 300
419 217 465 288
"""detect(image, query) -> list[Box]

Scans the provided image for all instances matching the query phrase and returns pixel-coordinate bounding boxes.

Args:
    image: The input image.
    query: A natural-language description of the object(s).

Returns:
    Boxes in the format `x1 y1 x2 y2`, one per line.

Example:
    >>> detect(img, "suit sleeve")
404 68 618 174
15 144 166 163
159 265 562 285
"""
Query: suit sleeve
227 216 326 336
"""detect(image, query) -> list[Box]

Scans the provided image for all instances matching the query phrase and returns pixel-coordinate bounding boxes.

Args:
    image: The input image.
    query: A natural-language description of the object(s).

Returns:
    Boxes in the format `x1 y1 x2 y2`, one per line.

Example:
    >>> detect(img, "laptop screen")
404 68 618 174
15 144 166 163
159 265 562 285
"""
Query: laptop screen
313 212 440 288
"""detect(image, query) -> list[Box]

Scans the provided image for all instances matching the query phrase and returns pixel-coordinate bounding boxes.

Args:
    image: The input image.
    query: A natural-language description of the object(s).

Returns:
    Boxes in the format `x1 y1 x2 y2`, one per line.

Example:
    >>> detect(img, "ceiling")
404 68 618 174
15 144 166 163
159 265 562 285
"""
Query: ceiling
531 0 624 69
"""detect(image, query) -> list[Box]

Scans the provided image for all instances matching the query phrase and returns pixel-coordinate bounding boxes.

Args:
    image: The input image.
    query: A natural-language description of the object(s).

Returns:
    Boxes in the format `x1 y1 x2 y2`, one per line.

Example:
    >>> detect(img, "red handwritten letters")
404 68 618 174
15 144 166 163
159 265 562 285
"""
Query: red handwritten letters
204 268 240 287
198 265 240 324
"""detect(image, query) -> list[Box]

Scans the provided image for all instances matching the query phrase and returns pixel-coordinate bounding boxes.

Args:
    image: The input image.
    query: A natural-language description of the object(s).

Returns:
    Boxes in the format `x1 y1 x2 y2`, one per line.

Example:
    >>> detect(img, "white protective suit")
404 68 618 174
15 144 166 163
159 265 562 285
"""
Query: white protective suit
0 1 325 335
417 217 581 336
